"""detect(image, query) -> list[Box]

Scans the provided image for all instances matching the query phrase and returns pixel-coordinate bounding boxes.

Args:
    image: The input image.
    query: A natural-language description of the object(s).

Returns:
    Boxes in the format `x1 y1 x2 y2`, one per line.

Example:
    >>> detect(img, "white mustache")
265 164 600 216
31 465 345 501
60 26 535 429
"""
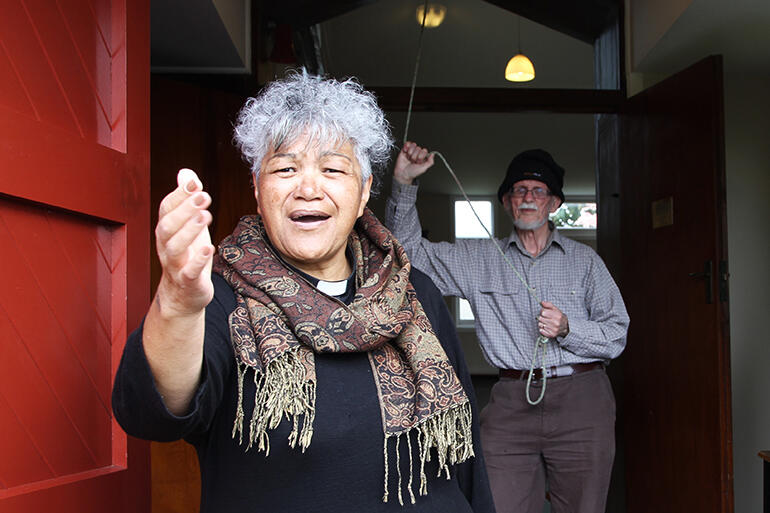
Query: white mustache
519 202 538 210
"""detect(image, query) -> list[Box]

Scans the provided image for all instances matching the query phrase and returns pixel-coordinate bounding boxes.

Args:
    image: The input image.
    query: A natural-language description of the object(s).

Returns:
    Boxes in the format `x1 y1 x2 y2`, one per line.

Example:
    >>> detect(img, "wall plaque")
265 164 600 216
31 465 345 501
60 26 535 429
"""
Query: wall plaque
652 196 674 229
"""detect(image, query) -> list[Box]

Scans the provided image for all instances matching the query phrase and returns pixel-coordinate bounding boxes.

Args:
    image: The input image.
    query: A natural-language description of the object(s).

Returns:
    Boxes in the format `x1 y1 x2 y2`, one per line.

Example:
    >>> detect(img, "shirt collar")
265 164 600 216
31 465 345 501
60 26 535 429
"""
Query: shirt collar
506 221 566 256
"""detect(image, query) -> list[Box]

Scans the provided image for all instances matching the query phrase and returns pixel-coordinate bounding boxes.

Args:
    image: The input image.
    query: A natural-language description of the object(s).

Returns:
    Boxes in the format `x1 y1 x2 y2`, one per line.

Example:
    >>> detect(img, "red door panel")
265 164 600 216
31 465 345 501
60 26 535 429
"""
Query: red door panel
0 0 149 510
0 0 114 145
0 201 117 473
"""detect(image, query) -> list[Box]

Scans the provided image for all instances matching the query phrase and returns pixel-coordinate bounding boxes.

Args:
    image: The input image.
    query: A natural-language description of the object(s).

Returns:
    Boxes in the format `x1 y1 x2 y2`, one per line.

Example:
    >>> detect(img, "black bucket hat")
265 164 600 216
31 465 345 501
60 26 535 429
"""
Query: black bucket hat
496 149 565 204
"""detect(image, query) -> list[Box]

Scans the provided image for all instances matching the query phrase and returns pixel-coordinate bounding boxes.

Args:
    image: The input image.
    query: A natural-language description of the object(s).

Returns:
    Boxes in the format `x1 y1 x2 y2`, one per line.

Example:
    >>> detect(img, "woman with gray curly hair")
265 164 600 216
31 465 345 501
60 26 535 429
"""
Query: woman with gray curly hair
112 71 494 513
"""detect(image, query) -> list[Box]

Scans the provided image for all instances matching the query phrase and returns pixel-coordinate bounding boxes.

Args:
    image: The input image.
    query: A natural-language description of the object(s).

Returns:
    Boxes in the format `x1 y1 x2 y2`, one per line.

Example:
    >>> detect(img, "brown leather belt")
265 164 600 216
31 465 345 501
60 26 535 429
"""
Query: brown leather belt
499 362 603 381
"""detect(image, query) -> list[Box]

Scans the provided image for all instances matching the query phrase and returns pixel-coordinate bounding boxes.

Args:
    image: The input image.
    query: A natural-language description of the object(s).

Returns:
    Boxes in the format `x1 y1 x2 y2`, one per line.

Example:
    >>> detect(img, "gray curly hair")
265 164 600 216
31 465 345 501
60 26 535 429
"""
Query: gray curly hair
233 70 393 194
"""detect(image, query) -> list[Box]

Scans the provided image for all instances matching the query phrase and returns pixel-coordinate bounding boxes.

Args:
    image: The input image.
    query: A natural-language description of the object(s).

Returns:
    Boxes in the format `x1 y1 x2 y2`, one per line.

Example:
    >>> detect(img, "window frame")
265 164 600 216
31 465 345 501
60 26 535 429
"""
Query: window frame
451 195 497 328
550 194 597 244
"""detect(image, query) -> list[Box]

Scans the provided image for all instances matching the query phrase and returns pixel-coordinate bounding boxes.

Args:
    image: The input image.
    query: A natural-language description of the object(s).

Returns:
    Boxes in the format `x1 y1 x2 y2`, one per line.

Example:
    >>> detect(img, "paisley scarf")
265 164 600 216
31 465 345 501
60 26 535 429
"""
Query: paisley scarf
212 209 473 504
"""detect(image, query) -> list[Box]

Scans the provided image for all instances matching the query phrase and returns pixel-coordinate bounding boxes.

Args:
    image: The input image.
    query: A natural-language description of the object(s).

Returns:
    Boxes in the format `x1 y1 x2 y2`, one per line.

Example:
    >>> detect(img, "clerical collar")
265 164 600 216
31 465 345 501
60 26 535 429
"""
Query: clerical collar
289 261 356 304
264 235 356 302
316 278 349 296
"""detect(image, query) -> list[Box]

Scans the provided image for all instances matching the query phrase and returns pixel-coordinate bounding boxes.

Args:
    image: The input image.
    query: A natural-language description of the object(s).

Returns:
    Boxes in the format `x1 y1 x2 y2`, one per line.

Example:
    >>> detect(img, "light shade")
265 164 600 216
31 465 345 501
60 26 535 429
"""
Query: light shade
416 4 446 28
505 54 535 82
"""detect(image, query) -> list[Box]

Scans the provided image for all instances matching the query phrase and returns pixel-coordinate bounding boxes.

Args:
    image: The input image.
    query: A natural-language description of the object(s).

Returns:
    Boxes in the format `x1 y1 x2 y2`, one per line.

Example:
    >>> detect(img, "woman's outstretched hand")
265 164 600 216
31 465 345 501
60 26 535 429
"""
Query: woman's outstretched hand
143 168 213 415
154 168 214 315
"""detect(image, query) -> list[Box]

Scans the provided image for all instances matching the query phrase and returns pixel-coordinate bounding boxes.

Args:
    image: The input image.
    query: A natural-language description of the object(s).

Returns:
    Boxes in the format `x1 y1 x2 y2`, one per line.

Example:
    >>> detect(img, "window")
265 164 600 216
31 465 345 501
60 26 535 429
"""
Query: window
454 200 493 239
453 199 493 326
457 296 475 327
550 202 597 229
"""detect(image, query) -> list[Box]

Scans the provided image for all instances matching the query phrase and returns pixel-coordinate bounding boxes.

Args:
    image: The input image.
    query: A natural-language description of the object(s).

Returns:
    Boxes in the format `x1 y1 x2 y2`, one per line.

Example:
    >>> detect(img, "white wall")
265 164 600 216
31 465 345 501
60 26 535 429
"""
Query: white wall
724 74 770 513
628 0 693 69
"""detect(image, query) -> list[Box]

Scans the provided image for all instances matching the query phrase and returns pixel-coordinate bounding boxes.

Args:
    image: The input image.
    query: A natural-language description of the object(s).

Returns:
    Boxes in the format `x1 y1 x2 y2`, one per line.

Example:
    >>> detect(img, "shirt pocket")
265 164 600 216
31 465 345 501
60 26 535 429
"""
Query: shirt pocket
475 282 524 314
552 286 587 320
477 279 527 296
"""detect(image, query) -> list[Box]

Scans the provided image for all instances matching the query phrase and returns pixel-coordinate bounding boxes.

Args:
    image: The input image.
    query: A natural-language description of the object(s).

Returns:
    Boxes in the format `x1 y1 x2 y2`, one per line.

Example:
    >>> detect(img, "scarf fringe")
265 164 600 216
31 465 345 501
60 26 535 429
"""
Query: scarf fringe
382 401 474 505
232 350 316 456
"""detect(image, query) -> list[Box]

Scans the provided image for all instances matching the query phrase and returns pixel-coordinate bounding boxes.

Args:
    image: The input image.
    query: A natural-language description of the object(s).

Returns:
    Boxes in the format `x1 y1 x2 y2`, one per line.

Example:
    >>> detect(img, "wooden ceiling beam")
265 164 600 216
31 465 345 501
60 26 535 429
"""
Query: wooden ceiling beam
369 87 624 114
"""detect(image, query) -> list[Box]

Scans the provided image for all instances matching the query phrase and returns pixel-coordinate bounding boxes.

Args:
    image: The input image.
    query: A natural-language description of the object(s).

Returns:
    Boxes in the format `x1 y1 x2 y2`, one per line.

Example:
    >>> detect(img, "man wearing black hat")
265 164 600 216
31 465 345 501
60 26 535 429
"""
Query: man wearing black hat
385 141 629 513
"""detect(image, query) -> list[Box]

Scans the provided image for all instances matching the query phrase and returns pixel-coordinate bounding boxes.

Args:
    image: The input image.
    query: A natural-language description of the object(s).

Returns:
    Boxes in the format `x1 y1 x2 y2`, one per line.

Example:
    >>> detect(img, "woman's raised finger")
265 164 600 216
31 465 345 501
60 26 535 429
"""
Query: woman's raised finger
158 168 204 218
179 238 214 282
156 191 212 250
159 207 212 271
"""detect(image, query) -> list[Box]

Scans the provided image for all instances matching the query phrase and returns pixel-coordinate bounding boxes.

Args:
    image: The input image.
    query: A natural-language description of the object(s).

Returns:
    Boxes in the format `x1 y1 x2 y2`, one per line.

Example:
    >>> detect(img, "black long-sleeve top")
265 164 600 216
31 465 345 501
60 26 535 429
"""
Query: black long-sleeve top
112 268 496 513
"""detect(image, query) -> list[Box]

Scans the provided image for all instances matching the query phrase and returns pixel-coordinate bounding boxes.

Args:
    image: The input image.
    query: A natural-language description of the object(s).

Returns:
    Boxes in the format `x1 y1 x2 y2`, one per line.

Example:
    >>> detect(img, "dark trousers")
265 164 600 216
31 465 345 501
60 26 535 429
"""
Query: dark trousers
480 368 615 513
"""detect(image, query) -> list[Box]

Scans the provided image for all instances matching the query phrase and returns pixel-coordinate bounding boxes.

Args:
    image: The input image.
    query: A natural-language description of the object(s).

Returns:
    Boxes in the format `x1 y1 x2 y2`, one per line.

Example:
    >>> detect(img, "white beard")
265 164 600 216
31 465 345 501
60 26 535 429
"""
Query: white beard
513 216 547 231
513 202 547 230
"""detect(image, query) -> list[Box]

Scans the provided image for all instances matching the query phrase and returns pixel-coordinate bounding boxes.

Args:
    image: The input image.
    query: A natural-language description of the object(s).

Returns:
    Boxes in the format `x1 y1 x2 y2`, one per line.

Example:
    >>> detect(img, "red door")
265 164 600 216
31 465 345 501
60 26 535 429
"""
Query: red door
0 1 150 511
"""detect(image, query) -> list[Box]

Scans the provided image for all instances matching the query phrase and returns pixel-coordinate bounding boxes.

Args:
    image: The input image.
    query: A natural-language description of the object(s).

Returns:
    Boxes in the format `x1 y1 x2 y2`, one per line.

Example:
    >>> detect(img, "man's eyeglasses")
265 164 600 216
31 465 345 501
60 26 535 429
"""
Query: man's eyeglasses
510 186 551 199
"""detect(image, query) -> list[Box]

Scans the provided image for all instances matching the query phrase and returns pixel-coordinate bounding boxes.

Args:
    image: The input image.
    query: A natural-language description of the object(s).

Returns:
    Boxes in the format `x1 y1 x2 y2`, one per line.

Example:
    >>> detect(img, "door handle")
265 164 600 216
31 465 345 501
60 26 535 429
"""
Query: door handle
688 260 713 304
719 260 729 302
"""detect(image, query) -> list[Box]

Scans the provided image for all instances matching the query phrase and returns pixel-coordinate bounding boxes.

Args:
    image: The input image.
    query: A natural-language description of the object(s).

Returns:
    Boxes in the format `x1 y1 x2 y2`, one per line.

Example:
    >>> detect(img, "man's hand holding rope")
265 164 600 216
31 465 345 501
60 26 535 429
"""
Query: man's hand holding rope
395 141 434 185
538 301 569 339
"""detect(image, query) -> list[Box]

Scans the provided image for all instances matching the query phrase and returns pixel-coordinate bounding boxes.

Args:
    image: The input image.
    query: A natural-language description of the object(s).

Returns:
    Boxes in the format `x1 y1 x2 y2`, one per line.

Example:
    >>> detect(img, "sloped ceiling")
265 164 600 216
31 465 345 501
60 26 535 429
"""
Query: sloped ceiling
484 0 619 43
633 0 770 75
150 0 618 72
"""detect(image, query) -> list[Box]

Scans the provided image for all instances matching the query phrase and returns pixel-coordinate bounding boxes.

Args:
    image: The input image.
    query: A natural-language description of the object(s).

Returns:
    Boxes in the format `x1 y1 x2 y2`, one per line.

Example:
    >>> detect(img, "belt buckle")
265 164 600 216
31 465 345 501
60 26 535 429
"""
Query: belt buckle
546 365 576 379
525 369 543 382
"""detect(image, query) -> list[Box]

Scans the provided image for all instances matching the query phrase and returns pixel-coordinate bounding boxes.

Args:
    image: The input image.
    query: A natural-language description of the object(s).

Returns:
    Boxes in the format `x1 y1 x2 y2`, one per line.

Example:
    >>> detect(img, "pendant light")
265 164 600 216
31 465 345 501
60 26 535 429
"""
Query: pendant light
415 3 446 28
505 15 535 82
